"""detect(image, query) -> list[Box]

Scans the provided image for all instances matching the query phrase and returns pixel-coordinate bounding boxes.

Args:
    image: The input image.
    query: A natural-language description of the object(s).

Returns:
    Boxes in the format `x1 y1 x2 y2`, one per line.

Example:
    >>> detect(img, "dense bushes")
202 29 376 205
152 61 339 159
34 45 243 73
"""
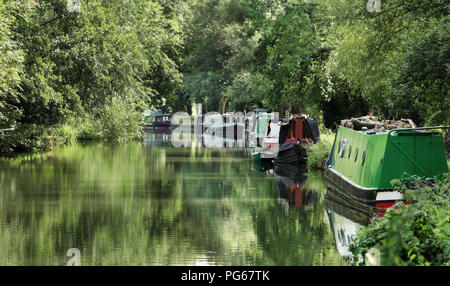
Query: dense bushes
0 0 185 155
349 175 450 266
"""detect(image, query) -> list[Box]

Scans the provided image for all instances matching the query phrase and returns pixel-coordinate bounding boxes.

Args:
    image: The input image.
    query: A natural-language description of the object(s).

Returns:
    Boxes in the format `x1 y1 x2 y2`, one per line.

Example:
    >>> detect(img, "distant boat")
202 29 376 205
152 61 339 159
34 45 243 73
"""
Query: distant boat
250 111 280 162
324 126 448 210
205 112 245 139
273 116 320 166
144 110 171 131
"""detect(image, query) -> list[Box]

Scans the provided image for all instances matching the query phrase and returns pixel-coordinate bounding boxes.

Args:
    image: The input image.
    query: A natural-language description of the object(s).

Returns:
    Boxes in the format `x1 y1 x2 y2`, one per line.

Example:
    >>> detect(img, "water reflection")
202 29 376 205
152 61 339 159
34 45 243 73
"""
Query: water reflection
325 209 361 260
324 185 372 261
0 132 349 265
274 165 318 212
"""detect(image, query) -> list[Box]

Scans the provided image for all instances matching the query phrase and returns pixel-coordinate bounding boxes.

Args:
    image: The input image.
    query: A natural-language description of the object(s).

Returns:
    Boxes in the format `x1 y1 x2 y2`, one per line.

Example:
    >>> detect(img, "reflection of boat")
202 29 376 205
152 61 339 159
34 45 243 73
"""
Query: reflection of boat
325 126 448 209
143 132 171 146
325 207 362 260
252 158 273 172
274 116 320 167
324 188 367 261
325 187 374 226
274 165 317 209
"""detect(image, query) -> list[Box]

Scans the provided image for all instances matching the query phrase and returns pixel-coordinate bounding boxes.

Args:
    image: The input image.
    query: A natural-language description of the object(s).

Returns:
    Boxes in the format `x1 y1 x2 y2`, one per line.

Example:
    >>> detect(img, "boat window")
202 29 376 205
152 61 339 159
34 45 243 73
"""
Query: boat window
348 145 352 158
354 148 359 161
338 140 341 154
338 139 348 158
362 150 367 165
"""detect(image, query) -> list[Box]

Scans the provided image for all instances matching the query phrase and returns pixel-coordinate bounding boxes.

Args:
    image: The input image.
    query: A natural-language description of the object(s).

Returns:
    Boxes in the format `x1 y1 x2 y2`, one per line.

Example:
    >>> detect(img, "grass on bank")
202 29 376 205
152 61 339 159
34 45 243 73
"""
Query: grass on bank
0 97 144 155
306 128 335 170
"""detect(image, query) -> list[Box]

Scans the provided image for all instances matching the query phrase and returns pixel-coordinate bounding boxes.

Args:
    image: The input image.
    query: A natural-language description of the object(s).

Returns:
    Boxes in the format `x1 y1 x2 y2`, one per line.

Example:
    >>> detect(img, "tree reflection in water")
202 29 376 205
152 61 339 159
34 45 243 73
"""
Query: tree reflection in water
0 132 347 265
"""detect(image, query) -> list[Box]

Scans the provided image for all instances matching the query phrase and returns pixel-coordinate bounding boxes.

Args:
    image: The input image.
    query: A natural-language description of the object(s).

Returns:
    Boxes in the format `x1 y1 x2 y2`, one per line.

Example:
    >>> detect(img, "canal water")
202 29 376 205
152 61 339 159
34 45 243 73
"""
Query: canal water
0 132 361 265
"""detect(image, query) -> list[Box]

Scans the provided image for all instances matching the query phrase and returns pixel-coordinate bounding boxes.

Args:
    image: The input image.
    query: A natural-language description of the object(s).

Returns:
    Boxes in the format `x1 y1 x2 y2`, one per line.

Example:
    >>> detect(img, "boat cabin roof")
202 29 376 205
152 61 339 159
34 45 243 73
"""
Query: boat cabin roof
279 116 320 144
352 126 446 136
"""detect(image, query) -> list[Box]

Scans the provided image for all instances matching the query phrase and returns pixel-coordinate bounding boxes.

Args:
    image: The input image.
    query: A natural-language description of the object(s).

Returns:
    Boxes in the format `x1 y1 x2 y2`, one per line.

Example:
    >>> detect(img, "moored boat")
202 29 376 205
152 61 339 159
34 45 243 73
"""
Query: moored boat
324 126 448 209
273 116 320 167
250 111 280 162
144 110 171 131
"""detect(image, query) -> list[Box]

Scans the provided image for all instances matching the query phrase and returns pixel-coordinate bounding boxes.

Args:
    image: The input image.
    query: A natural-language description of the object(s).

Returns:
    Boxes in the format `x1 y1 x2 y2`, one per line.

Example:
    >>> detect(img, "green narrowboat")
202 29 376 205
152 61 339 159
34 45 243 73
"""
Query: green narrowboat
250 112 279 162
325 126 448 209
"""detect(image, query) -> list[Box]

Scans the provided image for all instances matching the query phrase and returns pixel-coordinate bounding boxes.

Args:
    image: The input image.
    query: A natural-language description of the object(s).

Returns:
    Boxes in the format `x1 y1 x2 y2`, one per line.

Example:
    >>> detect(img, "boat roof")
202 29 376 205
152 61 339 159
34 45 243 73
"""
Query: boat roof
279 116 320 143
345 126 448 135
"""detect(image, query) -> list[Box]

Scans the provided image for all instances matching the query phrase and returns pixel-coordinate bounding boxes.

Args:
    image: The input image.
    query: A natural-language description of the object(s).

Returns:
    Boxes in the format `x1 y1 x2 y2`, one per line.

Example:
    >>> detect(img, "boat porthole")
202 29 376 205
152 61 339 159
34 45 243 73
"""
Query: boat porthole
362 150 367 166
354 148 359 162
348 145 352 158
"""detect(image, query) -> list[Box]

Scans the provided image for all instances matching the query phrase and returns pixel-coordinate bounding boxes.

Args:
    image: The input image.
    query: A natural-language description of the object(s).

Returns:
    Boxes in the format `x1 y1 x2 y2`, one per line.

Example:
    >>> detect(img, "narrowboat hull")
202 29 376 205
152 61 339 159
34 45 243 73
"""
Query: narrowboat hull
325 126 448 206
145 121 172 131
325 167 403 215
274 141 308 167
251 147 276 163
274 163 307 178
144 125 171 131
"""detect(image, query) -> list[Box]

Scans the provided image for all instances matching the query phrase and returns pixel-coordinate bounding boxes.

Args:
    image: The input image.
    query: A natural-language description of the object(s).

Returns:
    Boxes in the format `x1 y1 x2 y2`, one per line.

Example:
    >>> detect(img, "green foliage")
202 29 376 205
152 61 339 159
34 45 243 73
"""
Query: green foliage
224 71 273 111
349 174 450 266
306 128 335 170
321 0 449 126
74 116 102 141
1 0 187 154
0 0 24 136
181 0 325 115
1 0 449 155
391 19 449 125
100 96 144 141
181 0 448 127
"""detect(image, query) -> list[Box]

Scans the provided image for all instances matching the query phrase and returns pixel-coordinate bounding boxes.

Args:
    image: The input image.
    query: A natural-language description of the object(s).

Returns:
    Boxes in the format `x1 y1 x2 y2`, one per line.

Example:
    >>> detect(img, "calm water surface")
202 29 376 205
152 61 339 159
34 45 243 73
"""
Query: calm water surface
0 132 359 265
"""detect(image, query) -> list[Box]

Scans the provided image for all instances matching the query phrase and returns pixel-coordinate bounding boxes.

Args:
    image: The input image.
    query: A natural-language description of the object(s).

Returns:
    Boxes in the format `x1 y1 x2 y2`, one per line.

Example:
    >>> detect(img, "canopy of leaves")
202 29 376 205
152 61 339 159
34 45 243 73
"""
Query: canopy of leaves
1 0 448 153
0 0 186 153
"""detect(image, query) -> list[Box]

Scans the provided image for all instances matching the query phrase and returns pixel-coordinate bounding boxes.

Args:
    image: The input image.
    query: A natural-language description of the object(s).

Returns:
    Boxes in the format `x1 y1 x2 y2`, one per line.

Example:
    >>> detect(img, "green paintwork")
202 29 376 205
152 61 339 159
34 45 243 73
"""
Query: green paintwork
328 127 448 189
251 150 261 162
251 112 277 161
254 113 276 138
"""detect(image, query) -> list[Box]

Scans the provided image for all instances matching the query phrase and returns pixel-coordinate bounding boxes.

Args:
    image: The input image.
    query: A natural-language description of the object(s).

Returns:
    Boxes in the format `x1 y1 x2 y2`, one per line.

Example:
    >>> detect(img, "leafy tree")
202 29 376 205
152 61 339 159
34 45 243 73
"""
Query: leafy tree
1 0 187 154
